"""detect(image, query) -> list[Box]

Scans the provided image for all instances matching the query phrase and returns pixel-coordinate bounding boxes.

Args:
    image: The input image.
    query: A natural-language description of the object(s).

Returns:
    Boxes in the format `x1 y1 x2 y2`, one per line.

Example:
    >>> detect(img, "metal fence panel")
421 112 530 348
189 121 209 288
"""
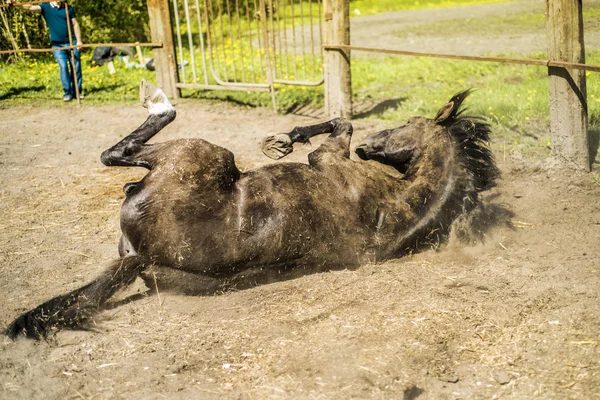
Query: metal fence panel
171 0 324 109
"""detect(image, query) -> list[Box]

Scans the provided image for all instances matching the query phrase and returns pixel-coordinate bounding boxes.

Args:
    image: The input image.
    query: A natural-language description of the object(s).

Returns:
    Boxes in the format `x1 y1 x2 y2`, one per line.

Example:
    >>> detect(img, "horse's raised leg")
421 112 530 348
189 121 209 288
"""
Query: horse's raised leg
100 79 176 169
305 118 355 168
261 118 350 160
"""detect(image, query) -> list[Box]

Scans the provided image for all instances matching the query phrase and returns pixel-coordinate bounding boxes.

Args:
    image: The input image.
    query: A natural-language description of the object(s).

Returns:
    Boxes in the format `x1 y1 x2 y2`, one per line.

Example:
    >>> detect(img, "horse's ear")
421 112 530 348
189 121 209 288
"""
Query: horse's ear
435 89 472 124
434 101 455 124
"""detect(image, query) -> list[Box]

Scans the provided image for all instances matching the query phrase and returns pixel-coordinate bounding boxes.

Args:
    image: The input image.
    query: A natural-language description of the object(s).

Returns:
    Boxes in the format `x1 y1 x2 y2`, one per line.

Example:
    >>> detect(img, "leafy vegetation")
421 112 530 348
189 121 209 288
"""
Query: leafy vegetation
1 0 149 56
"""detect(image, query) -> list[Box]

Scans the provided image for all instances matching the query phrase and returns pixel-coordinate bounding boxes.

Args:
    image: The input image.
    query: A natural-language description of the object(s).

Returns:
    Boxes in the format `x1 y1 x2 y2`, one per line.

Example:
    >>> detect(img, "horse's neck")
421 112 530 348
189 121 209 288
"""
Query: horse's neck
389 140 469 255
406 138 462 213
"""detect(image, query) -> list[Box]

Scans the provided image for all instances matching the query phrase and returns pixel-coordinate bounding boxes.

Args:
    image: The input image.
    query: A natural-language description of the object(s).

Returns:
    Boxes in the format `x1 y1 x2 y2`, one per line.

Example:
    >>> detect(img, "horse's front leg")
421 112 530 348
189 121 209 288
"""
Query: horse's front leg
100 79 176 170
261 118 350 160
307 118 354 165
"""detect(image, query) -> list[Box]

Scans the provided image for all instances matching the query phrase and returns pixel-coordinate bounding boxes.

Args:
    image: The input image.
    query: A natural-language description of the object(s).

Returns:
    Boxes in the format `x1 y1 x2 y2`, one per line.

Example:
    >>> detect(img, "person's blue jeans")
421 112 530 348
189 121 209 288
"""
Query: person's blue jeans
52 43 82 97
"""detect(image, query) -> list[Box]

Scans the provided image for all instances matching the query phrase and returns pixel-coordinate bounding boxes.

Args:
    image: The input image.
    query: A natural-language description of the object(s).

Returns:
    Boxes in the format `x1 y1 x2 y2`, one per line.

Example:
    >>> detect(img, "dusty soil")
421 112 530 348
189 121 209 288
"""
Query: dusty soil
0 97 599 400
1 1 600 398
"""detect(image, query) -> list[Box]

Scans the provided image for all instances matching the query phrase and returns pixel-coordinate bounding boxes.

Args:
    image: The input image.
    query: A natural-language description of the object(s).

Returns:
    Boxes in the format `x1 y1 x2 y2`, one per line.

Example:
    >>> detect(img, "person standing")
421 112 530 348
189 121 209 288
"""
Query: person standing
9 0 83 101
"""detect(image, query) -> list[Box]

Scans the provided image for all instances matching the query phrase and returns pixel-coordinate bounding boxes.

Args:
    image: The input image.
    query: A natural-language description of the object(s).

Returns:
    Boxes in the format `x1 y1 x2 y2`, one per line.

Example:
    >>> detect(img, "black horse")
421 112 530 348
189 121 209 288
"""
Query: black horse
6 80 498 339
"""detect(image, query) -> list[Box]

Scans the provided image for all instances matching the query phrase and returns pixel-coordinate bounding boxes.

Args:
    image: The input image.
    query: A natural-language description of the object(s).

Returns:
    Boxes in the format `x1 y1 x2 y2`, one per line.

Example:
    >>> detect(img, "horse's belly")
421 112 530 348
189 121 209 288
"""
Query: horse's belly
119 189 239 269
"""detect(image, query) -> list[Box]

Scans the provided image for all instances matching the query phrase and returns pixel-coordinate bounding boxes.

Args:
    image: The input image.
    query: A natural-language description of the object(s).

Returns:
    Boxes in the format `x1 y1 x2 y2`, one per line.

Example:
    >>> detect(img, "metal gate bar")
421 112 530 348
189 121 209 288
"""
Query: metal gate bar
172 0 186 83
183 0 198 83
195 0 209 85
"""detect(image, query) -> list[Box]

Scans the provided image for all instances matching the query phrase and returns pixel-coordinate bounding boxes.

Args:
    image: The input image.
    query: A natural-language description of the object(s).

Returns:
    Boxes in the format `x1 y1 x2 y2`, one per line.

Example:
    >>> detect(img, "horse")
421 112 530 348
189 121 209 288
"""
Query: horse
5 80 499 339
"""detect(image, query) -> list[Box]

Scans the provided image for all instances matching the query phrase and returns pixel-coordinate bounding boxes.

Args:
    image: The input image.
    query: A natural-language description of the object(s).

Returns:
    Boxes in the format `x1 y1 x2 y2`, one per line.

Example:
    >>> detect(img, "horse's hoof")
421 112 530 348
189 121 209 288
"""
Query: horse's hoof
140 79 154 107
139 79 174 115
261 134 293 160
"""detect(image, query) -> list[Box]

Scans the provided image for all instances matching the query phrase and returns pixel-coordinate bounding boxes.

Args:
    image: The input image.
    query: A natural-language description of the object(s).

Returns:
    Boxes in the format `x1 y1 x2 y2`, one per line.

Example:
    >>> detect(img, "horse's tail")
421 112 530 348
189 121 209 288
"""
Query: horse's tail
5 256 149 340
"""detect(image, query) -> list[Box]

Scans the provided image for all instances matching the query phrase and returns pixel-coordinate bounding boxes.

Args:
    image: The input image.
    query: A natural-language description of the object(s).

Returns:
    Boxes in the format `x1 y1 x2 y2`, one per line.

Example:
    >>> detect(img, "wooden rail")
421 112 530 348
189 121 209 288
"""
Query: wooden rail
0 1 50 8
323 44 600 73
0 42 163 55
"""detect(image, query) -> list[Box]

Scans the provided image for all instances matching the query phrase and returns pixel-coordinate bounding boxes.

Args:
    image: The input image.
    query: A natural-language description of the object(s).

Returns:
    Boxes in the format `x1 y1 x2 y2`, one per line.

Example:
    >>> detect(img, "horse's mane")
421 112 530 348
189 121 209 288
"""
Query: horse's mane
440 89 500 194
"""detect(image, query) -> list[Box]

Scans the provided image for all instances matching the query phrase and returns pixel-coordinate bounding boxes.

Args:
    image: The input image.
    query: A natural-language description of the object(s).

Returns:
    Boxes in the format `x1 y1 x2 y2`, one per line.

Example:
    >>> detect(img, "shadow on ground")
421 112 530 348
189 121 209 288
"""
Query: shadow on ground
0 85 47 101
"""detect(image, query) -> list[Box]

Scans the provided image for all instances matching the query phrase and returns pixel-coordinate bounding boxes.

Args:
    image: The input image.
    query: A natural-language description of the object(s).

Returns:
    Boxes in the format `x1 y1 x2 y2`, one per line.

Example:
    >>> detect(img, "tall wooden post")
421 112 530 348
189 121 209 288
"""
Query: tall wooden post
546 0 589 170
147 0 180 99
323 0 352 119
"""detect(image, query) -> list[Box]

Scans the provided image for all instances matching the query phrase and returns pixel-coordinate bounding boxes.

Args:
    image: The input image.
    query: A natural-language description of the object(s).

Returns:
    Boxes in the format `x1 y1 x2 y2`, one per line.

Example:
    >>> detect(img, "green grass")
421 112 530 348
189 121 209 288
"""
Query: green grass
0 52 154 105
392 8 600 39
349 0 514 16
349 53 598 158
392 12 545 38
352 53 556 121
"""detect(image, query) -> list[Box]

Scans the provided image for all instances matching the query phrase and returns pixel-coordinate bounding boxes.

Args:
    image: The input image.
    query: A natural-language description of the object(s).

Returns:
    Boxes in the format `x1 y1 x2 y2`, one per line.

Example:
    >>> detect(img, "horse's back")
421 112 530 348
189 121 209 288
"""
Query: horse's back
146 138 240 187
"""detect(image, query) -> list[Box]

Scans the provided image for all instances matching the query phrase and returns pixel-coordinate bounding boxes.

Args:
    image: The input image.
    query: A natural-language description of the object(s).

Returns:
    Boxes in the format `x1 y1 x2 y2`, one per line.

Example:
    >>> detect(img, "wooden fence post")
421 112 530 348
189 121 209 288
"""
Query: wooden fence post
147 0 180 99
323 0 352 119
546 0 589 170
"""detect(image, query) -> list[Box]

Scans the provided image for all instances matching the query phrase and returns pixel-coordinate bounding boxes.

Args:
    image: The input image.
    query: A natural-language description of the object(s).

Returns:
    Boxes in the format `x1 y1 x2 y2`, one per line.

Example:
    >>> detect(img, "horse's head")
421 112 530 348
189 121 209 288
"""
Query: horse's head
355 91 471 175
356 90 499 192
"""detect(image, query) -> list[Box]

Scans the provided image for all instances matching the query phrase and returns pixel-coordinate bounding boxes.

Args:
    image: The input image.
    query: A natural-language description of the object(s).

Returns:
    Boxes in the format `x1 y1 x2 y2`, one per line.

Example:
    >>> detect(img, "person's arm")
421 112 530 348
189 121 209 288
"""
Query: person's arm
7 0 41 13
72 17 82 48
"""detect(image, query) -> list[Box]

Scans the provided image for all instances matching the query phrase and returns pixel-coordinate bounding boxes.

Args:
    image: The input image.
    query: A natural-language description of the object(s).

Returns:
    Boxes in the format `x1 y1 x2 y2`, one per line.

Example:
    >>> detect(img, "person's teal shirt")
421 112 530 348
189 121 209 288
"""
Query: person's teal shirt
39 3 77 45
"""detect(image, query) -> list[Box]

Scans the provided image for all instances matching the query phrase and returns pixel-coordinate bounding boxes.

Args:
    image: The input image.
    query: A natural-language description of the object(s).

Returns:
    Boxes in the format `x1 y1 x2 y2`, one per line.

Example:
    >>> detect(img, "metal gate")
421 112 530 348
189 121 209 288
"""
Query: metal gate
170 0 324 110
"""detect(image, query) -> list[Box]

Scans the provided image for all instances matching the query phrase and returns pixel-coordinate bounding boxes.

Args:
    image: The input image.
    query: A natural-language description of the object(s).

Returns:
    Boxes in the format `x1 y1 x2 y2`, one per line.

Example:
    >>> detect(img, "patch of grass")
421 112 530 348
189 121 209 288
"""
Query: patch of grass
352 53 555 121
350 51 600 158
183 82 323 113
349 0 513 16
0 52 154 105
392 12 545 38
391 8 600 39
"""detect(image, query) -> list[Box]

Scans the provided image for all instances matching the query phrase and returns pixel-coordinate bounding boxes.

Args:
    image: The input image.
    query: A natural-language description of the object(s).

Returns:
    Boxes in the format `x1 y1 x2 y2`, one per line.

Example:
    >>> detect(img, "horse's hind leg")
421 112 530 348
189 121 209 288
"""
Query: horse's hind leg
261 118 350 160
100 79 176 169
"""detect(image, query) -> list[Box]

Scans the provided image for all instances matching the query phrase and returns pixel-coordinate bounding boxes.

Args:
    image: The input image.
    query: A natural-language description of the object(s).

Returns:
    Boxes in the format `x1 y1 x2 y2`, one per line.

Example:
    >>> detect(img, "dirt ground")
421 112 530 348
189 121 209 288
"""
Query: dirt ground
0 96 598 400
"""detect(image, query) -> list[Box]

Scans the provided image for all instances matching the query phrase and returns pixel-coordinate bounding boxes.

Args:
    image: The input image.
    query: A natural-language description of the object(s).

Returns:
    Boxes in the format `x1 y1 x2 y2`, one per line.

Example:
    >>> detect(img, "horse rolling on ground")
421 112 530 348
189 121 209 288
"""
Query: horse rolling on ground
5 80 499 339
